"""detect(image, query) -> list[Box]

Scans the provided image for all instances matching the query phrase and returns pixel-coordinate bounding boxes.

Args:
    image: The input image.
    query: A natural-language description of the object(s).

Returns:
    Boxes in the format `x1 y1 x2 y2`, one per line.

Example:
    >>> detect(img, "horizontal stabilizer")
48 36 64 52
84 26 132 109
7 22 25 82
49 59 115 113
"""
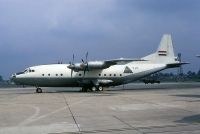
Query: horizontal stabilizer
167 62 190 68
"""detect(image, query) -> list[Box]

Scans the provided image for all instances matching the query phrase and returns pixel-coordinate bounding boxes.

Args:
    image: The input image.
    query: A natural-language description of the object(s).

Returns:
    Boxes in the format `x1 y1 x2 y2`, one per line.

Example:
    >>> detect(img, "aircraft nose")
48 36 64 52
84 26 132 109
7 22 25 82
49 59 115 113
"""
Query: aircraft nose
10 73 17 82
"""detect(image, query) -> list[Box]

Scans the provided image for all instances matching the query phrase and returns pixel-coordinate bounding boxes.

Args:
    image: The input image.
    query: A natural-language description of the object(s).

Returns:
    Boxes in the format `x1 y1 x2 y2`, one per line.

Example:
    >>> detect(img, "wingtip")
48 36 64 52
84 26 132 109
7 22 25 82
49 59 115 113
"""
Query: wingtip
182 62 190 65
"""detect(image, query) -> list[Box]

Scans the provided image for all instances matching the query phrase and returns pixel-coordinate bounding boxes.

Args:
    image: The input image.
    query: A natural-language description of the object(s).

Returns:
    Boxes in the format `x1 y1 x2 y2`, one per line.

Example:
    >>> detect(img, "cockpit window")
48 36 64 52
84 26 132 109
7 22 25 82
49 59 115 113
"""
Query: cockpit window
23 69 29 73
16 72 24 75
23 68 35 73
16 68 35 75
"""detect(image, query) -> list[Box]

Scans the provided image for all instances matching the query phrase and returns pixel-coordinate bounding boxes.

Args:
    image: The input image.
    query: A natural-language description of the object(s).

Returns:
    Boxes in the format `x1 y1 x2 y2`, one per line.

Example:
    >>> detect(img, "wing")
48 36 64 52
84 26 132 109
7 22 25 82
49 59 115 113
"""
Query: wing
104 58 147 66
68 58 147 71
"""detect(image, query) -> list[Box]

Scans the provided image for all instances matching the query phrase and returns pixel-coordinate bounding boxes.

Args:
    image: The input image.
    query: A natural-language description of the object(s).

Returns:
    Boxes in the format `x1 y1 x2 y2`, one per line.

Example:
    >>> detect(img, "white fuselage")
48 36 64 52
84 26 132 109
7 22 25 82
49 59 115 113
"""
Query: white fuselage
11 61 166 87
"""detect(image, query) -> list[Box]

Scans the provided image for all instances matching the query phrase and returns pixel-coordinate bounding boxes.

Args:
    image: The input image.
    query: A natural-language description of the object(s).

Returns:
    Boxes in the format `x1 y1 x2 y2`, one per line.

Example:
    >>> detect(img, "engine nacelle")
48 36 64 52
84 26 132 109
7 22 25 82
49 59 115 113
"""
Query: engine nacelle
87 61 108 69
68 61 109 71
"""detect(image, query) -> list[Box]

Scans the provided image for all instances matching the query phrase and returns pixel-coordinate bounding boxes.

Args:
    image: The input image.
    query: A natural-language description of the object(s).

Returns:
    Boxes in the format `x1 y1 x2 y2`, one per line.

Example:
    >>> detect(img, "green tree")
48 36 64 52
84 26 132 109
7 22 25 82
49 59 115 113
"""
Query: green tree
187 71 196 76
0 75 3 81
197 69 200 76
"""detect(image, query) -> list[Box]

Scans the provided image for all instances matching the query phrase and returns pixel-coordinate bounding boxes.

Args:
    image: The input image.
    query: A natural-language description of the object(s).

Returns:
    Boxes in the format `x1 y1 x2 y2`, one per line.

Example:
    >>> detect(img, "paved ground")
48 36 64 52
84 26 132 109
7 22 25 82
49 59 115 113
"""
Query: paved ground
1 82 200 134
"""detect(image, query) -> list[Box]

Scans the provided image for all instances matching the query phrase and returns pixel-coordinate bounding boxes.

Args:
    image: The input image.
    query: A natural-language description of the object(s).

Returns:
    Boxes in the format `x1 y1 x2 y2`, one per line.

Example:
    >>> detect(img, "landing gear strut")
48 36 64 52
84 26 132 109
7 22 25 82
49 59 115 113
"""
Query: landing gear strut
36 88 42 93
81 87 90 92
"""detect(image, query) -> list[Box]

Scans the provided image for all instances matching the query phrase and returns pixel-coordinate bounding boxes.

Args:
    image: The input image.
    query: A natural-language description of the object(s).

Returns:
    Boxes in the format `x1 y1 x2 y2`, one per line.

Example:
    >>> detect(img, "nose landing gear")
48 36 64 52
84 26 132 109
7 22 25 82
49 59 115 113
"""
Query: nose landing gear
36 88 42 93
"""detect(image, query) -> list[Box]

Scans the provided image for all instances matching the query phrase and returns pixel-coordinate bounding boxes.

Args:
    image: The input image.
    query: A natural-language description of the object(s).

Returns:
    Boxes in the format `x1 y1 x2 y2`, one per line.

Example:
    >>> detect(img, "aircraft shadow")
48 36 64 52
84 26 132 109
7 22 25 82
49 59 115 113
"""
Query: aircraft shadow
175 114 200 123
171 94 200 98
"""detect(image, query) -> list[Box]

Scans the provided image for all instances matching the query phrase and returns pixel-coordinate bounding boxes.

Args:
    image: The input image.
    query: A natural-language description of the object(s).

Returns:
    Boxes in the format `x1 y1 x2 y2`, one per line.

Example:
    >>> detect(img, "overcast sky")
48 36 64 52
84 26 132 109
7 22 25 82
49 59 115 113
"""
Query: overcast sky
0 0 200 79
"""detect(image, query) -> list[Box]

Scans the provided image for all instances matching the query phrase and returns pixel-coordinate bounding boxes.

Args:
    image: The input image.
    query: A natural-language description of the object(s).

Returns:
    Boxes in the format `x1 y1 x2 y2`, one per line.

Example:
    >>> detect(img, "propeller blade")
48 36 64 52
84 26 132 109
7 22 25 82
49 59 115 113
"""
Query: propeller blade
71 69 73 77
82 59 84 63
86 52 88 62
69 54 75 78
81 52 89 77
72 54 74 64
83 52 89 77
83 68 86 77
86 63 89 71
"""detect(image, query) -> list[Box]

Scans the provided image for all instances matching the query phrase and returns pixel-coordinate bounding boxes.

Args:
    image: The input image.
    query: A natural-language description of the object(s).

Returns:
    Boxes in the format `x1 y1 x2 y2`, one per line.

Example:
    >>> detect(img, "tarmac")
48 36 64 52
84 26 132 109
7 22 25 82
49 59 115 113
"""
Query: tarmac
1 82 200 134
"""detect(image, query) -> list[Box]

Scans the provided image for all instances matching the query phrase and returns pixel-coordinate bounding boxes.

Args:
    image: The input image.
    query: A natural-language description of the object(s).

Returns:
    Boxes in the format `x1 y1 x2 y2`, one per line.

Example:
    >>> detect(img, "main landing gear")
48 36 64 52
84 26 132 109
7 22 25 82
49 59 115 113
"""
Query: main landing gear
35 86 103 93
36 88 42 93
81 86 103 92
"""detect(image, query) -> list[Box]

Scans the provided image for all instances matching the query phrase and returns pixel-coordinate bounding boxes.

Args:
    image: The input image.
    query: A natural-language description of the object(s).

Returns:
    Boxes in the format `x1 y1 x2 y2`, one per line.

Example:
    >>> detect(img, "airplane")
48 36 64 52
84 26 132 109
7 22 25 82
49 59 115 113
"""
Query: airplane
11 34 188 93
197 55 200 57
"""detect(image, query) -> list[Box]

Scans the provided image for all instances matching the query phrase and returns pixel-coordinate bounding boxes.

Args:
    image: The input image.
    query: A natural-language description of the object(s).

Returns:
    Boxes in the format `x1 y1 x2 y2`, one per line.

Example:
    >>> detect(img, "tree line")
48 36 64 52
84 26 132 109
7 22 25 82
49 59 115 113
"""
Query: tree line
149 69 200 82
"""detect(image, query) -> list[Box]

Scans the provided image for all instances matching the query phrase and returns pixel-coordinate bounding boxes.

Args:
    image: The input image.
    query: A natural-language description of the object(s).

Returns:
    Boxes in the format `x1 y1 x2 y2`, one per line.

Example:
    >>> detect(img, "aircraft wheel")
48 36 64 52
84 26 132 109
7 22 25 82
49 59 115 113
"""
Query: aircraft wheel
98 86 103 91
36 88 42 93
92 87 96 92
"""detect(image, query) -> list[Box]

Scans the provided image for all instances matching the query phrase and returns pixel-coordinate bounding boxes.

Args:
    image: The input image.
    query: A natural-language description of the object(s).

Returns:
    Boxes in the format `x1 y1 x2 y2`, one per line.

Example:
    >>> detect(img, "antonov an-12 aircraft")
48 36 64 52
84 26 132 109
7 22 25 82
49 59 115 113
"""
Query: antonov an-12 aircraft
11 34 187 93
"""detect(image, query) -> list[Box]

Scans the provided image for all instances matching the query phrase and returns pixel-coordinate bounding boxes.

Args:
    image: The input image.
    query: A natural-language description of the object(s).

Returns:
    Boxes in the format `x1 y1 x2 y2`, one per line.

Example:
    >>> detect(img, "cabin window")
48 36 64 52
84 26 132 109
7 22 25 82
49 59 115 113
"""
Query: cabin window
104 74 106 76
42 74 44 76
120 74 122 76
48 74 50 76
31 70 35 72
56 74 58 76
110 74 112 76
99 74 101 76
114 74 116 76
60 74 63 76
79 74 82 76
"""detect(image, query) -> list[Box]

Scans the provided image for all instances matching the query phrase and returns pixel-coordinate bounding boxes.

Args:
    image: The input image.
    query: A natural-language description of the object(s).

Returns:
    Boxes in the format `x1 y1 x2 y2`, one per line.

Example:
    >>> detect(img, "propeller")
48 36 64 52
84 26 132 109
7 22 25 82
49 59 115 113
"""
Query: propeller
82 52 89 77
68 54 75 77
81 52 88 63
68 52 89 78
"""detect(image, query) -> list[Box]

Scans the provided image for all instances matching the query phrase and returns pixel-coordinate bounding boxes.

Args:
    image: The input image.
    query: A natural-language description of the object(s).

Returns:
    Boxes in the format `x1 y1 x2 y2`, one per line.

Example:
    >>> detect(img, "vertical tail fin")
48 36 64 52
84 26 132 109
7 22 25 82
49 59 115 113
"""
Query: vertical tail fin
157 34 175 58
142 34 177 64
